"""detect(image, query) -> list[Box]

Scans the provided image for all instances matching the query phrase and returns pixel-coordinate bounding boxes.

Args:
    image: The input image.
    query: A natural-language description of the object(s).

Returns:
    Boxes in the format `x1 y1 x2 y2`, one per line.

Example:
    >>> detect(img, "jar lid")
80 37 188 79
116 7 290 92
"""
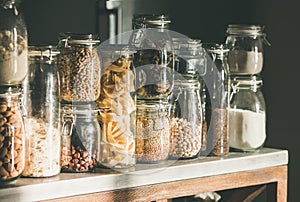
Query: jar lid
59 33 101 46
226 24 265 36
133 14 171 29
137 100 169 110
29 45 60 59
61 103 100 115
231 75 263 87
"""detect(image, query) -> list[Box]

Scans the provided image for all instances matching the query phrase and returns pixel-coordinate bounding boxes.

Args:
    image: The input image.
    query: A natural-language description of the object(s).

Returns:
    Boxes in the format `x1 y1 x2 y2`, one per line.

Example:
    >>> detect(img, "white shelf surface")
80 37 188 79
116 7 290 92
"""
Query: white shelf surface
0 147 288 202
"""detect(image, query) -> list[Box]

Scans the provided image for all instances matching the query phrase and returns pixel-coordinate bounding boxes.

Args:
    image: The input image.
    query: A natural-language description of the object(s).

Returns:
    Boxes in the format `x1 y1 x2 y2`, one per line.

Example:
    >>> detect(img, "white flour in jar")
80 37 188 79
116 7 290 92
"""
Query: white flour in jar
228 50 263 75
229 108 266 150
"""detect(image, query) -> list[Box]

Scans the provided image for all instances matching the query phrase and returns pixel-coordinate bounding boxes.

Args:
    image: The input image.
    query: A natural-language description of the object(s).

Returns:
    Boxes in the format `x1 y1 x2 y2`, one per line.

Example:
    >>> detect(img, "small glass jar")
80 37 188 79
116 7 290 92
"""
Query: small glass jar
169 80 202 159
0 0 28 86
97 45 136 169
130 14 174 100
136 101 170 163
203 43 230 156
225 24 270 75
60 104 100 172
0 88 25 184
22 46 61 177
229 76 266 151
57 33 101 103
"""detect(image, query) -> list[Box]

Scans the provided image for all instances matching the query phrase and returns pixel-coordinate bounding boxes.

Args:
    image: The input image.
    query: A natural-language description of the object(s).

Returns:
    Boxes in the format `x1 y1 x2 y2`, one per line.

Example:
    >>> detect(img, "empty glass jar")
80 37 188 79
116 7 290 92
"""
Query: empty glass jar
229 76 266 151
0 0 28 86
22 46 61 177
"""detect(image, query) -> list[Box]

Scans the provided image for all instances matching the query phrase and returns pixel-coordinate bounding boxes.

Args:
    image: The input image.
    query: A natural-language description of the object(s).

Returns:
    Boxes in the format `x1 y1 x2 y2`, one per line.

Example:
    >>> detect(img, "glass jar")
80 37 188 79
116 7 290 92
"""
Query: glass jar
169 80 202 159
60 104 100 172
22 46 61 177
0 88 25 184
97 45 136 169
130 14 174 100
57 33 101 103
225 24 270 75
203 43 230 156
0 0 28 86
136 101 170 163
229 76 266 151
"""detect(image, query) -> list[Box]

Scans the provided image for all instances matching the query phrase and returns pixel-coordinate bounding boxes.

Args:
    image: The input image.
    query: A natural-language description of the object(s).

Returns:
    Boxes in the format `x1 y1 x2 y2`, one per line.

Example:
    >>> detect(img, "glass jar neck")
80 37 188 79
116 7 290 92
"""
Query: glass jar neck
137 100 168 117
59 33 100 48
29 45 59 64
133 14 171 29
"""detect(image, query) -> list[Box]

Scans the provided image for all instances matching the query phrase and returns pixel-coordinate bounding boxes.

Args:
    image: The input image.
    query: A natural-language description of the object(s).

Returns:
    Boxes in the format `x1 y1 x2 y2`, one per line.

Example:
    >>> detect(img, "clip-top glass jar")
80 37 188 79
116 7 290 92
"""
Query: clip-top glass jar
169 80 202 159
136 100 170 163
130 14 174 100
0 88 25 184
0 0 28 86
97 45 136 169
225 24 270 75
229 76 266 151
60 104 100 172
22 46 61 177
203 43 230 156
57 33 101 103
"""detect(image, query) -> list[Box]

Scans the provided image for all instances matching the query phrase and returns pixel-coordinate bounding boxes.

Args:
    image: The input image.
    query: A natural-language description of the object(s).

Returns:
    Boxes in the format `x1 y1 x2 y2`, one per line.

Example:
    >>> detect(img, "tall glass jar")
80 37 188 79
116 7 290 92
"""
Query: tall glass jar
203 44 230 156
57 33 101 103
0 0 28 86
0 88 25 184
169 80 202 159
60 104 100 172
229 76 266 151
22 46 61 177
225 24 270 75
130 14 174 100
97 45 136 169
136 100 170 163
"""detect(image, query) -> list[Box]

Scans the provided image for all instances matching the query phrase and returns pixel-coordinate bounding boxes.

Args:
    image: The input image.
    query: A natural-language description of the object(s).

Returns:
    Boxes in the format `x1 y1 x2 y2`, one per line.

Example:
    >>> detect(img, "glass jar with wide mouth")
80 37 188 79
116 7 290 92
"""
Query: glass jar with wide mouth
0 88 25 184
22 45 61 177
60 104 100 173
97 45 136 169
225 24 270 75
0 0 28 86
229 75 266 151
203 43 230 156
136 100 170 163
169 79 202 159
57 33 101 103
130 14 174 100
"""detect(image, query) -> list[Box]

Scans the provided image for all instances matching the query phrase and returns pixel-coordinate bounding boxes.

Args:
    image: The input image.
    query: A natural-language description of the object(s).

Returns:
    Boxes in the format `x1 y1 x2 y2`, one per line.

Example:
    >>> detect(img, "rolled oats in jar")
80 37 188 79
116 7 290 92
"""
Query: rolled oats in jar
57 33 101 103
136 100 170 163
0 88 25 184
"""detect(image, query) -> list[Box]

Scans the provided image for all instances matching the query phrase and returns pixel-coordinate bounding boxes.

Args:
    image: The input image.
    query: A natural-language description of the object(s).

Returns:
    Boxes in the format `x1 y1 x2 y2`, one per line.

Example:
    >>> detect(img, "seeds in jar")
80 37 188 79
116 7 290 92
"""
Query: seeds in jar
0 101 24 182
0 30 28 85
98 55 136 168
58 46 101 102
136 111 169 163
209 108 229 156
169 117 202 159
23 118 60 177
228 50 263 75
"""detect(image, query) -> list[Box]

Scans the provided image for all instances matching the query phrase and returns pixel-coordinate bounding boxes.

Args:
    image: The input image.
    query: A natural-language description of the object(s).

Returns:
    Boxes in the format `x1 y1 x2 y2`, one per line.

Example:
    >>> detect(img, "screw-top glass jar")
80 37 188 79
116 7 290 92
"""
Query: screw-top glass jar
136 100 170 163
225 24 270 75
130 14 174 100
229 76 266 151
57 33 101 103
0 0 28 86
97 45 136 169
60 104 100 173
0 88 25 184
22 46 61 177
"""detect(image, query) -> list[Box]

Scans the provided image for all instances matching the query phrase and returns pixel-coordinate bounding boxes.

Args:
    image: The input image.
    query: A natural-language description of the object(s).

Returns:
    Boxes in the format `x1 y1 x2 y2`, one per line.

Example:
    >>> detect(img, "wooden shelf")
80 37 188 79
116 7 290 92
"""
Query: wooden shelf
0 148 288 202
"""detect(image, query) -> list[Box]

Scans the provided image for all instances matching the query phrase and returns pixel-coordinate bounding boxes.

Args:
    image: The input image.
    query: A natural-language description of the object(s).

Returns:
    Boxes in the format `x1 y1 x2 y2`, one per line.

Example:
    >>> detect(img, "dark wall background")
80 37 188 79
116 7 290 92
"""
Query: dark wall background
21 0 298 201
